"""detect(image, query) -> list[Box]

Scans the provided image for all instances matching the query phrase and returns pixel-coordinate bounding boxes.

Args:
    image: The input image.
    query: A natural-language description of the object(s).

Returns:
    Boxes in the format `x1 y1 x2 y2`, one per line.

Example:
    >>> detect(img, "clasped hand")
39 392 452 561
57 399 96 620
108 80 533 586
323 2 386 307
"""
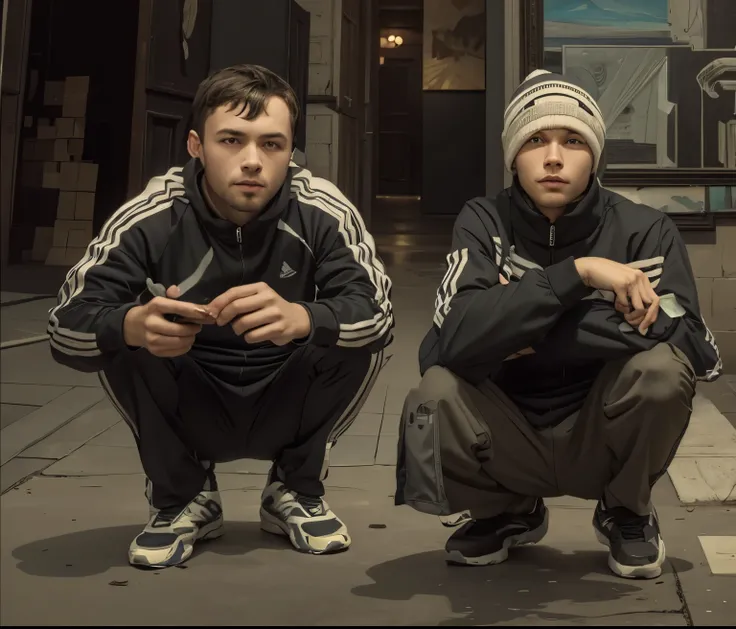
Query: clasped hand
123 283 311 357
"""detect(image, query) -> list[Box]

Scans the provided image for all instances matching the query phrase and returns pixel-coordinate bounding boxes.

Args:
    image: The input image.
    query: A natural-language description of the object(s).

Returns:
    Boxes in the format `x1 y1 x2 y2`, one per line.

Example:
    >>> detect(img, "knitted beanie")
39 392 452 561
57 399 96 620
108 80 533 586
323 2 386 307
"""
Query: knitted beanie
502 69 606 173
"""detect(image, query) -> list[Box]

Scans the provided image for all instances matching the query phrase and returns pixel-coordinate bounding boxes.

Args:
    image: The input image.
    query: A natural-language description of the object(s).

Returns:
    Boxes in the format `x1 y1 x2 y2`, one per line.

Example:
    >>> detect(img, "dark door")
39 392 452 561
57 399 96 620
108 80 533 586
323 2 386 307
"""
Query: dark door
127 0 213 196
337 0 364 205
377 53 422 196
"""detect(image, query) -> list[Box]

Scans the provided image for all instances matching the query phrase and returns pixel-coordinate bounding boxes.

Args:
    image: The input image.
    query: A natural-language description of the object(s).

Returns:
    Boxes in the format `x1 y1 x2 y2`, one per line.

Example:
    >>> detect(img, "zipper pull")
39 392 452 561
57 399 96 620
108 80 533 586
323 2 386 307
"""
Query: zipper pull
236 227 242 244
549 224 556 247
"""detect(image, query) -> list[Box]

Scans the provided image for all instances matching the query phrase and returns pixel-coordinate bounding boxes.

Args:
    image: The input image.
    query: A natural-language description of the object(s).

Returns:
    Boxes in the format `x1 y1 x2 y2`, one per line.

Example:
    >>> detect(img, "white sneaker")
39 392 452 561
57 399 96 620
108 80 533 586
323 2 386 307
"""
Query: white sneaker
259 481 350 555
128 491 224 568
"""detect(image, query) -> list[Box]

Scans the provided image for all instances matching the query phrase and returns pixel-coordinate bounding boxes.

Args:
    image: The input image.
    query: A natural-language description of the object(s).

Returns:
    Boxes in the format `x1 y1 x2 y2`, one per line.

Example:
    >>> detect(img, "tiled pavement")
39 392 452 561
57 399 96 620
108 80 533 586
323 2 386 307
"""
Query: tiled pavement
1 256 735 625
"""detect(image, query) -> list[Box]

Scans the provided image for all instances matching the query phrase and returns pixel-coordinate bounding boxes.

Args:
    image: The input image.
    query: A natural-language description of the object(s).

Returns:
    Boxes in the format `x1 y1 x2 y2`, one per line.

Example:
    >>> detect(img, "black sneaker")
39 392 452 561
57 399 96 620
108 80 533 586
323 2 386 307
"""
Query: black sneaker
593 501 665 579
445 499 549 566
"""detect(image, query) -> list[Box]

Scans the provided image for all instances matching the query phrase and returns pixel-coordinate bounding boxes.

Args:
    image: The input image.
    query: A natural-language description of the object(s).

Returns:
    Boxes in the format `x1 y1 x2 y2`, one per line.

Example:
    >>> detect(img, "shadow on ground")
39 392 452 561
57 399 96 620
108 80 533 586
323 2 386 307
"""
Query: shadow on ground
11 521 293 578
352 547 694 626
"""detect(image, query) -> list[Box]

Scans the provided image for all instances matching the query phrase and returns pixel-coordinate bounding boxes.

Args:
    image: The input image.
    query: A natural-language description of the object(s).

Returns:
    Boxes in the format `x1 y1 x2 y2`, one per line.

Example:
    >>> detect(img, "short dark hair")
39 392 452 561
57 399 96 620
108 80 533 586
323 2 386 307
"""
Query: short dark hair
191 64 299 142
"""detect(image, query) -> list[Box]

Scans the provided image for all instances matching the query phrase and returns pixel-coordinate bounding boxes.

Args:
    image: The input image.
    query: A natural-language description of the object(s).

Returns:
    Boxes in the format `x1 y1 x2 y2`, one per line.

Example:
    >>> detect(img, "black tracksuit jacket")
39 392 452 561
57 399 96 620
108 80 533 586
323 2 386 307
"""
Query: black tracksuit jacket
48 159 394 385
419 178 722 428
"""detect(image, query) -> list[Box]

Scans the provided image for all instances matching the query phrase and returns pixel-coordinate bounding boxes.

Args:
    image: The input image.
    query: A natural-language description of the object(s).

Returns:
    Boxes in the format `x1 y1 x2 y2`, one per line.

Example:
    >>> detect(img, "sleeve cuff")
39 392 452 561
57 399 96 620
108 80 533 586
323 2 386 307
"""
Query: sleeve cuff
96 303 140 353
545 256 592 308
293 302 340 347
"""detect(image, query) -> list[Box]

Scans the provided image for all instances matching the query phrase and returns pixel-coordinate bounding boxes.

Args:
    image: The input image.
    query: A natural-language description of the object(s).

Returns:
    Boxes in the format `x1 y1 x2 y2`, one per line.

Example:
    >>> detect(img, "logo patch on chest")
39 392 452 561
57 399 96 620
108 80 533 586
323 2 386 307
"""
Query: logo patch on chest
280 261 297 279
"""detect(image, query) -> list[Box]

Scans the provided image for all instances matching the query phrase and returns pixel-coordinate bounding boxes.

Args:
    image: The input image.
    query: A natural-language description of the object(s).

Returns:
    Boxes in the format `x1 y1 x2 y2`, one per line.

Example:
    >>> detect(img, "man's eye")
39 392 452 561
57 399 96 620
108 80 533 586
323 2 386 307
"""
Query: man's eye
264 141 281 150
567 138 584 145
221 137 238 145
528 136 542 144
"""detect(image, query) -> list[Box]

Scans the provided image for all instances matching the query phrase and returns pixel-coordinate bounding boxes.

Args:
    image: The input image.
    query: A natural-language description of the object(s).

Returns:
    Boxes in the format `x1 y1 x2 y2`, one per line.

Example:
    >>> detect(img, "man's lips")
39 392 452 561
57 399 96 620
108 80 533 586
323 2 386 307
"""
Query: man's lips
234 181 264 188
538 176 567 184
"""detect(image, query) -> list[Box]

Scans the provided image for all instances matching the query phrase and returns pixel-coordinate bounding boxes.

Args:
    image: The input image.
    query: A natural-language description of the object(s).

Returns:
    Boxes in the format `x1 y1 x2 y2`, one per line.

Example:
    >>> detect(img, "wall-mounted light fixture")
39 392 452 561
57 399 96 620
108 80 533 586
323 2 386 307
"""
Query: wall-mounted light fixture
380 34 404 49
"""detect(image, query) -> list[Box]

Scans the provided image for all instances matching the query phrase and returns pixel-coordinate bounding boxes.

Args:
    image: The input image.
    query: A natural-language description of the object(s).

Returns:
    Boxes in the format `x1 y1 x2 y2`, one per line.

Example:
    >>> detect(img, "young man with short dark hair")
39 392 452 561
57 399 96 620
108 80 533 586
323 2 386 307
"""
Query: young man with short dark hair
48 64 394 568
396 70 721 579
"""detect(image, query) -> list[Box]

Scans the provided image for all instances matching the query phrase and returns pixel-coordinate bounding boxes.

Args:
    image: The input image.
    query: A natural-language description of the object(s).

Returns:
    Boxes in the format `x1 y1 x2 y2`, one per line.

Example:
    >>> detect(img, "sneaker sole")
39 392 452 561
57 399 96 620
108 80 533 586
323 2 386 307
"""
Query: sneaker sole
446 509 550 566
594 529 665 579
129 519 224 568
259 507 350 555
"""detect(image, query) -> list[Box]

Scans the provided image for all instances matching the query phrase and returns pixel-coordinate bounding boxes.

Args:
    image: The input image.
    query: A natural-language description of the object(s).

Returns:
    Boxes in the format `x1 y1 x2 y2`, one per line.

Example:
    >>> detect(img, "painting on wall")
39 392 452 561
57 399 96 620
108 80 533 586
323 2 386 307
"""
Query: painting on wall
542 0 703 72
562 45 736 171
422 0 485 91
528 0 736 191
607 185 736 213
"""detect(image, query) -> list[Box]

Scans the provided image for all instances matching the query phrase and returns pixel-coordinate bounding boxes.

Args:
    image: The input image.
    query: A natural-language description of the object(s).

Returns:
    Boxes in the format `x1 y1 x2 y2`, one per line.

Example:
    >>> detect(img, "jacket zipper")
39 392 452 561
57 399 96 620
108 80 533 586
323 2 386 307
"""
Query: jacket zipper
548 224 556 264
236 226 246 380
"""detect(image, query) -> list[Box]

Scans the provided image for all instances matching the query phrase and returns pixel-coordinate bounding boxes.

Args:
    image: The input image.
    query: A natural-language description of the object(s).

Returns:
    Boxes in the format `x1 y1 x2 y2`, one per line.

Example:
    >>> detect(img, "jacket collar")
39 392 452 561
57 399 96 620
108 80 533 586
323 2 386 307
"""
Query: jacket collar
509 175 603 249
182 158 293 243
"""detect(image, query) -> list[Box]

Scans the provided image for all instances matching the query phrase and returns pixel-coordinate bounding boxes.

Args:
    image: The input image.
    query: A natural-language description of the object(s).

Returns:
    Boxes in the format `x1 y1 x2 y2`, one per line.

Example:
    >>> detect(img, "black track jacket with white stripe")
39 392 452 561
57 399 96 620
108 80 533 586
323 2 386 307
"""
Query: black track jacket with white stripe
419 178 722 428
48 159 394 383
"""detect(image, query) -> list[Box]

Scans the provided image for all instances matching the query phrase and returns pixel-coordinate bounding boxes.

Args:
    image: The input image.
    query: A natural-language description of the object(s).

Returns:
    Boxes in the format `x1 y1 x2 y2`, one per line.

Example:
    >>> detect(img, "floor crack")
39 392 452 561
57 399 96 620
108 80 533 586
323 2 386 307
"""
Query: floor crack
671 560 694 626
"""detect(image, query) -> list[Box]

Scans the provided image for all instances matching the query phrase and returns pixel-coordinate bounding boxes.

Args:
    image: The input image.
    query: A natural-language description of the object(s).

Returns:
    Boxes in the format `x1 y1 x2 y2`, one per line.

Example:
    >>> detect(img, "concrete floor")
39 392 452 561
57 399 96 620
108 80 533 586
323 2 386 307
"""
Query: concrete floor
1 206 735 625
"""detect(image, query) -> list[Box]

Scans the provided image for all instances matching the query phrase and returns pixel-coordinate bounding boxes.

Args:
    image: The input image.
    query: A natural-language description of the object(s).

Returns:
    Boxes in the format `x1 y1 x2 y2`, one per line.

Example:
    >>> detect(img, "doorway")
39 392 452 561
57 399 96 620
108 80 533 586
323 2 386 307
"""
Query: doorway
376 0 422 198
5 0 139 265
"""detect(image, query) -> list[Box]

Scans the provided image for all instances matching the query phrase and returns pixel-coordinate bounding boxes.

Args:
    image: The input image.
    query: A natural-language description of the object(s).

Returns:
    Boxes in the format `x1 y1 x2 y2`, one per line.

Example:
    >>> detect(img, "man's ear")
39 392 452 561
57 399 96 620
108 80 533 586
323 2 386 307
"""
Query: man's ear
187 130 202 160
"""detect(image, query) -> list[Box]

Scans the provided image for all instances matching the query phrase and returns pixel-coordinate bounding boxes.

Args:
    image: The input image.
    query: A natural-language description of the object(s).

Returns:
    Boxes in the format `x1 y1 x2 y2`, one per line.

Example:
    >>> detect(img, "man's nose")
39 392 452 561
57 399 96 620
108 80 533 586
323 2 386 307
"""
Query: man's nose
240 144 262 170
544 142 563 167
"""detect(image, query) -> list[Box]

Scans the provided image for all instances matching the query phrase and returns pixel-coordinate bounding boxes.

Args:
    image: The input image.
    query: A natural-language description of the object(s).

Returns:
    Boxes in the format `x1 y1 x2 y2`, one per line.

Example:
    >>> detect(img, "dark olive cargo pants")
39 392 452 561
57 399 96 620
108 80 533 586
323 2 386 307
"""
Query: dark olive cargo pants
396 343 695 518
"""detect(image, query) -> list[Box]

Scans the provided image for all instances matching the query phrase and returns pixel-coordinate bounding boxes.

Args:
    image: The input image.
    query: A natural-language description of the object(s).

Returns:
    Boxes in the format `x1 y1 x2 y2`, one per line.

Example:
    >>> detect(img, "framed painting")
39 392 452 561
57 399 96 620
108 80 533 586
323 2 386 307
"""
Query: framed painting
521 0 736 186
422 0 485 90
520 0 736 228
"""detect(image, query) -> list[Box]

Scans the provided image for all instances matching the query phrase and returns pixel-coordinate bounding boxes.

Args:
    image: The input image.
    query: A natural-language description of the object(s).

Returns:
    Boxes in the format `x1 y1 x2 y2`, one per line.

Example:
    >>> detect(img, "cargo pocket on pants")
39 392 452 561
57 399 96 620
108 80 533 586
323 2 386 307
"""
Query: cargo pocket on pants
395 397 452 516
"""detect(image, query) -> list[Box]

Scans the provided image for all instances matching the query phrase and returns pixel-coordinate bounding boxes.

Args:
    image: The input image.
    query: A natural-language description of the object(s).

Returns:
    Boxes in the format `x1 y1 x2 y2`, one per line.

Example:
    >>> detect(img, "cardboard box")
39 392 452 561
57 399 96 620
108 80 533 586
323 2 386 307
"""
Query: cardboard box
21 162 43 187
52 227 68 248
75 192 95 220
62 77 89 118
42 162 61 189
65 247 87 266
57 191 77 219
44 81 65 106
68 139 84 161
53 139 69 162
35 140 55 161
45 247 68 266
60 162 79 191
32 226 55 262
66 221 93 248
62 96 87 118
65 76 90 95
67 230 89 249
73 118 85 139
55 118 75 138
23 139 36 161
77 163 98 192
36 120 56 140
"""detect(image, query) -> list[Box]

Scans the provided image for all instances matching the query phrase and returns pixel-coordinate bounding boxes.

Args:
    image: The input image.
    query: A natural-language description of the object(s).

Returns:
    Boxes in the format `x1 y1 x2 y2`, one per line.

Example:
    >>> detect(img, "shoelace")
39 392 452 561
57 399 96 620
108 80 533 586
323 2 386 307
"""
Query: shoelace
609 508 650 541
296 494 324 516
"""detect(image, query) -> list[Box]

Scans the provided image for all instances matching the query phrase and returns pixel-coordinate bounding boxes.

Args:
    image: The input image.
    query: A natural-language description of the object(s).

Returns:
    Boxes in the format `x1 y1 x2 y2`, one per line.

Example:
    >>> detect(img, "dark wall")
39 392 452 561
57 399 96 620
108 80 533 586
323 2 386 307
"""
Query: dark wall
210 0 310 152
485 0 505 198
706 0 736 47
421 91 486 214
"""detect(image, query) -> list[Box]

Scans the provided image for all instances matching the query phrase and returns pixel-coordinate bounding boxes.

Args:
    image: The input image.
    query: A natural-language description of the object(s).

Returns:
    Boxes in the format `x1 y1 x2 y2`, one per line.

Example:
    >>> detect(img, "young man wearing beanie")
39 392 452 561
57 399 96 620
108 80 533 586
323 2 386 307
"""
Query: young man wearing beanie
395 70 722 579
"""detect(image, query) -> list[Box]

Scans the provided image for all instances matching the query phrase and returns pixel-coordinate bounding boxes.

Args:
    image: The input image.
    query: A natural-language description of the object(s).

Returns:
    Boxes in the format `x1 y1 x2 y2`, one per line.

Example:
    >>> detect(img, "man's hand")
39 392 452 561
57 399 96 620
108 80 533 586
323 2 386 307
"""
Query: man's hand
208 282 312 346
123 285 212 357
575 257 660 334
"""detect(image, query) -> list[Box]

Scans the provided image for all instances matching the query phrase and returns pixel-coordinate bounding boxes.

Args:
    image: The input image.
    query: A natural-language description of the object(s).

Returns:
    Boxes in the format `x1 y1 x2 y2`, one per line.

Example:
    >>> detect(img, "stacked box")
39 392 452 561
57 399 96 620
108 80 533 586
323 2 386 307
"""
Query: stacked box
31 75 100 266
